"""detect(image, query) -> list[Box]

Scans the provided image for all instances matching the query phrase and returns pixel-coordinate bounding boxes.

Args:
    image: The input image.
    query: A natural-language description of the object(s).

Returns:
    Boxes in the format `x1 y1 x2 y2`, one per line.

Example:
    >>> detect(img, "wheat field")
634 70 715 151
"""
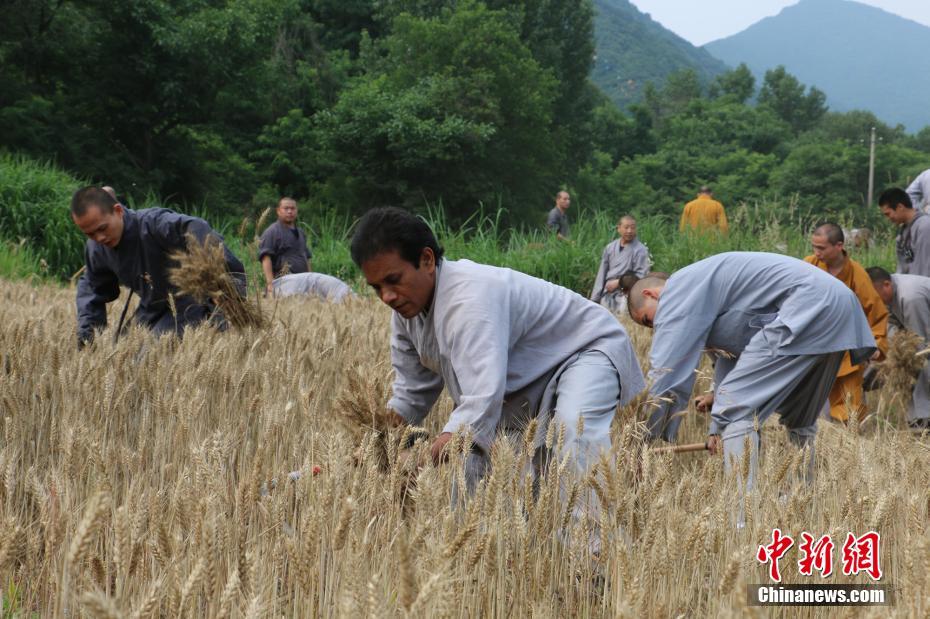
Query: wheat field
0 277 928 618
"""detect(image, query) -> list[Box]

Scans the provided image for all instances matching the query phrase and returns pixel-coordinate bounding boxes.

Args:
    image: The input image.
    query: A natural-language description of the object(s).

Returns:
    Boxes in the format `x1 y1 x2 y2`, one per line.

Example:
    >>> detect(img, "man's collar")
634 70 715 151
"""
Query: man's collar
828 253 849 274
115 207 138 251
903 210 921 226
421 259 443 319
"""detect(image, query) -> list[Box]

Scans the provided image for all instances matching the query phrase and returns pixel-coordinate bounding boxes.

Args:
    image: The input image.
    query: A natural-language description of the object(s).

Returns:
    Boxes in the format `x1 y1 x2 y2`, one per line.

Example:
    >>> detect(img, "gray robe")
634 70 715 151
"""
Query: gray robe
590 238 651 311
895 212 930 277
388 259 645 451
258 220 312 276
890 274 930 421
646 252 876 441
272 272 354 302
546 207 570 237
906 169 930 213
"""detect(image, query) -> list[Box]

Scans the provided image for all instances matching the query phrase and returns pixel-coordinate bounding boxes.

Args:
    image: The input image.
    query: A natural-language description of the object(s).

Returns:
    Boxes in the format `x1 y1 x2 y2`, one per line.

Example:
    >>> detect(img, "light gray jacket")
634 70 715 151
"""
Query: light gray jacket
388 259 645 450
646 252 876 438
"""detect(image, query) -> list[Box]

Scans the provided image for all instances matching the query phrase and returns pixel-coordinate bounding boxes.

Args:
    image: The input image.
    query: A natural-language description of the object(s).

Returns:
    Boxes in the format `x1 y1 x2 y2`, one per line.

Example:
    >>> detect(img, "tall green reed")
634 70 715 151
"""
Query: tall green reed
0 155 900 291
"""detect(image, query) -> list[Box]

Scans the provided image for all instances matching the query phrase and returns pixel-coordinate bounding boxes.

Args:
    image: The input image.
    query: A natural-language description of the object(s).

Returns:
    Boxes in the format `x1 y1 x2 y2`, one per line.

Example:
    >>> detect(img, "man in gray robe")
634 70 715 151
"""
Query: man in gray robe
868 267 930 430
546 191 571 240
272 272 355 302
351 207 645 540
590 215 651 313
627 253 876 488
259 197 313 296
879 187 930 277
906 168 930 213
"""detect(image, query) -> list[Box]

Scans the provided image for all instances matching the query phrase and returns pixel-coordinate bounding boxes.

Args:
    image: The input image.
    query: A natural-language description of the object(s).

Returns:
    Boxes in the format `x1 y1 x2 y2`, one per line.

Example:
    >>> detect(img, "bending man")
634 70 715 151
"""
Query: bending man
628 252 875 487
351 207 645 525
73 186 246 346
868 267 930 431
272 272 355 302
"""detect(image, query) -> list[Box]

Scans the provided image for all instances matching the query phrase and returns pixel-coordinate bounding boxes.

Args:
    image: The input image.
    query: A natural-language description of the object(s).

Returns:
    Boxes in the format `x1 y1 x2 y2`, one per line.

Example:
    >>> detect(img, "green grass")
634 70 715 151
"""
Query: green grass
0 154 86 279
0 154 899 292
0 240 47 283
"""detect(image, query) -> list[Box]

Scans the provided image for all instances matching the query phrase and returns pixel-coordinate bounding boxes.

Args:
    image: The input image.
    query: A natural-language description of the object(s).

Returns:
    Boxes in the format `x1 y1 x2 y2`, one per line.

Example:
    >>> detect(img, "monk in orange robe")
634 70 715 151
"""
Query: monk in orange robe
804 222 888 422
680 186 728 234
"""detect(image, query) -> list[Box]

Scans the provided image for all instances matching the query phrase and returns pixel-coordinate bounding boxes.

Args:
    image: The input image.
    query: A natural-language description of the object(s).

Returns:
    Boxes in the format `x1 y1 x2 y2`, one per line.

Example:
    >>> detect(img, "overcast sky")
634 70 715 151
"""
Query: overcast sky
629 0 930 46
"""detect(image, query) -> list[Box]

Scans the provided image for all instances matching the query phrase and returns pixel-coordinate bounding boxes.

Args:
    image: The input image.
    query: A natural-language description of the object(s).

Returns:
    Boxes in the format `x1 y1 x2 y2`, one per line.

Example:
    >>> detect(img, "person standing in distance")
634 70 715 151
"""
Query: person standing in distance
546 190 571 241
258 197 313 296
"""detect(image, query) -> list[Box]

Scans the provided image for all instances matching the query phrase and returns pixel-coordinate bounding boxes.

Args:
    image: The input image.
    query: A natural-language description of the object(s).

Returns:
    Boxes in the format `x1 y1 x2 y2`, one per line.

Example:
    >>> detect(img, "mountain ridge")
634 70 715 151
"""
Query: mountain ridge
704 0 930 131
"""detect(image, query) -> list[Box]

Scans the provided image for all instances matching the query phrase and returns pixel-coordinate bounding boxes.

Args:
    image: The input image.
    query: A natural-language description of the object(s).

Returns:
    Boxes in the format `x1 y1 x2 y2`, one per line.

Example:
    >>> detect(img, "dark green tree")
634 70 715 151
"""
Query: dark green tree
315 2 559 220
1 0 299 213
709 63 755 104
907 126 930 155
811 110 906 145
758 66 828 133
663 69 702 114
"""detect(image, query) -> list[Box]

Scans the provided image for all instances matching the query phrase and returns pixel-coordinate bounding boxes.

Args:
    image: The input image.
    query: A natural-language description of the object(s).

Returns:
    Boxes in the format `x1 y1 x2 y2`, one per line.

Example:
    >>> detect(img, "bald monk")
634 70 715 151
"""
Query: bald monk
590 215 651 313
867 267 930 431
679 186 728 235
804 222 888 422
628 252 876 488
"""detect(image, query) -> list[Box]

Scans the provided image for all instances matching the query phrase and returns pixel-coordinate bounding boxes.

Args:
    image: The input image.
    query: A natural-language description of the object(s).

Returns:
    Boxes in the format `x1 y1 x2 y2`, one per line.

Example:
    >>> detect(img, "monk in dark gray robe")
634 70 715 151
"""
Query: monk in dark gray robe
72 186 246 346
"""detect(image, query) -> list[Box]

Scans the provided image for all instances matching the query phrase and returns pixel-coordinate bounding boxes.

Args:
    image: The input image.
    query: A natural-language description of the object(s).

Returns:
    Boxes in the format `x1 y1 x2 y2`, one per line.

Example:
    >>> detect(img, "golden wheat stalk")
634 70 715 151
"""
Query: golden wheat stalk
876 329 926 406
168 233 265 330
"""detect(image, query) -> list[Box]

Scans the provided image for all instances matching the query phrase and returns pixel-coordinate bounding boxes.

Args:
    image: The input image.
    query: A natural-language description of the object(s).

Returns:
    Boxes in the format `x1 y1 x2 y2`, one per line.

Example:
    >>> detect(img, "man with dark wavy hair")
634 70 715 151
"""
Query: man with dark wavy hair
351 207 645 546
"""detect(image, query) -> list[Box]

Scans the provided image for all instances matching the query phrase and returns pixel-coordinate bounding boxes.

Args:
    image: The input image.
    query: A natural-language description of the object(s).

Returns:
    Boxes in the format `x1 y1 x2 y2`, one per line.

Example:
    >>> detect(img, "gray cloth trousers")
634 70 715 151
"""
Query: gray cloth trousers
456 350 620 552
713 343 844 491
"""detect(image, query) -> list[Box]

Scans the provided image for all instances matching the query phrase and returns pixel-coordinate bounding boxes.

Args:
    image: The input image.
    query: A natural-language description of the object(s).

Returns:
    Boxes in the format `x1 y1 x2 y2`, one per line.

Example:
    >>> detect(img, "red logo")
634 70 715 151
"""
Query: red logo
757 528 795 582
757 530 883 581
841 532 883 581
798 532 835 577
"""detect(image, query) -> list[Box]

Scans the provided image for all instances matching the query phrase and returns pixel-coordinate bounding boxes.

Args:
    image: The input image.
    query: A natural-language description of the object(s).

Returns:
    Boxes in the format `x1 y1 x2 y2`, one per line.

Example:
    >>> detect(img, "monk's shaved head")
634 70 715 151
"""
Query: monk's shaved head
618 214 636 225
628 275 667 310
627 274 669 326
866 266 894 304
813 222 844 245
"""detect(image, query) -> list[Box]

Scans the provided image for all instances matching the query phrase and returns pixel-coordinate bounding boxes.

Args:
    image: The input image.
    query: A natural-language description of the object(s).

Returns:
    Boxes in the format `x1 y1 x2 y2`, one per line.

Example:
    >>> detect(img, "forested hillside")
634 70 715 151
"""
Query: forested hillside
591 0 727 108
1 0 928 226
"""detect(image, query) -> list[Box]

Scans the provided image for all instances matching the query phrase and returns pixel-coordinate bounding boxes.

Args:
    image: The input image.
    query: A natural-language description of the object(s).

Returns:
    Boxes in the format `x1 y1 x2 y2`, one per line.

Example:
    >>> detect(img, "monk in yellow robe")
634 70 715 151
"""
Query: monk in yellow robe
804 223 888 422
680 186 729 234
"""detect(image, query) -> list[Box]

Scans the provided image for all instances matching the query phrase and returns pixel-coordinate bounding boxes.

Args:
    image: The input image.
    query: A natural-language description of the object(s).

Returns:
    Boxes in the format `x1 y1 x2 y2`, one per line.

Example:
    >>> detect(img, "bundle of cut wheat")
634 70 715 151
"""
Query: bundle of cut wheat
336 370 430 477
876 329 926 406
168 233 265 330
